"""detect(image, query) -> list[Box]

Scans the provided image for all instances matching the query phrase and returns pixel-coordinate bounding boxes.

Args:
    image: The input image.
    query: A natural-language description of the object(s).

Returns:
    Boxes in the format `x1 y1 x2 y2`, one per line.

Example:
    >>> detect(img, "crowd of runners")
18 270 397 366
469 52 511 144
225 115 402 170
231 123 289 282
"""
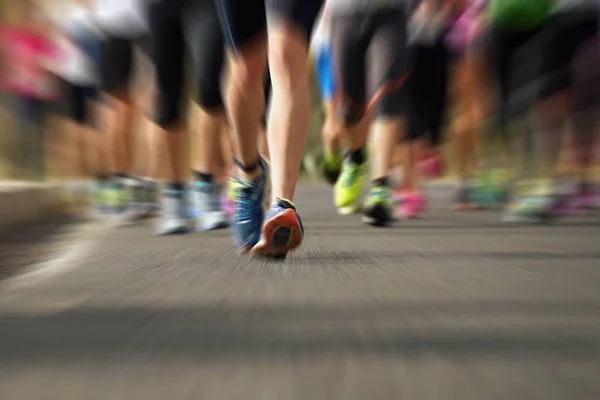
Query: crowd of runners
1 0 599 258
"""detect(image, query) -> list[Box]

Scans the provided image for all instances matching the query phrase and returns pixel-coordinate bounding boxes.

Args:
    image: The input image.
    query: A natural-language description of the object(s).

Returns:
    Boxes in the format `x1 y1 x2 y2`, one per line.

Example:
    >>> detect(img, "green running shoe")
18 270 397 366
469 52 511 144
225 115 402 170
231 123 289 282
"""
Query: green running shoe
334 155 367 215
362 186 394 226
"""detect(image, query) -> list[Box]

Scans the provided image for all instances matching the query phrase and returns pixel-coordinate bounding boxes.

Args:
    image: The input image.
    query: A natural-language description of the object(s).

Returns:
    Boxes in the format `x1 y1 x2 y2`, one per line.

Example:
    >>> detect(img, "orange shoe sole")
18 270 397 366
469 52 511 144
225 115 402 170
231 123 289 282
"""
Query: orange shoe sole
251 208 303 258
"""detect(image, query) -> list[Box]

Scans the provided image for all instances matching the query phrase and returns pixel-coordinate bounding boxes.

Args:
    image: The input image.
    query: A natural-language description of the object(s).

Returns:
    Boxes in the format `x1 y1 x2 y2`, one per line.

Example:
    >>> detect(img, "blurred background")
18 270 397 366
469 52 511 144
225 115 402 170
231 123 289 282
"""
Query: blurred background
1 0 600 399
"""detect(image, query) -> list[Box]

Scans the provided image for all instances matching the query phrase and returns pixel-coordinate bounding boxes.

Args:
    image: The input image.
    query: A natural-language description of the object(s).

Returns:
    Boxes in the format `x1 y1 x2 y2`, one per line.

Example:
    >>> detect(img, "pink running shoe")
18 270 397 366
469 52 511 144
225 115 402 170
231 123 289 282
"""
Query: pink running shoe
220 194 234 217
397 191 426 219
418 149 445 180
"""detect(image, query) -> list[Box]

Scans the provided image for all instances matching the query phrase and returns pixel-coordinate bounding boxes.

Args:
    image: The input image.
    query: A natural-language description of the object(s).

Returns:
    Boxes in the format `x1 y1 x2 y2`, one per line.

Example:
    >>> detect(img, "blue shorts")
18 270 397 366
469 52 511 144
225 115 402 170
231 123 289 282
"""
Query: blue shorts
315 44 336 101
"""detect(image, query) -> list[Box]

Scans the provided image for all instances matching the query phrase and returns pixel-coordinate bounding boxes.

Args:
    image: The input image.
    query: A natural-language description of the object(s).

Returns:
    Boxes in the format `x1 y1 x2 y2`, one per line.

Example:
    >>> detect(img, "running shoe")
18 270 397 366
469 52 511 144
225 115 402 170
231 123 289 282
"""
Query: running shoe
397 191 426 219
334 155 367 215
470 169 510 210
156 188 190 235
503 179 554 223
363 186 394 226
502 195 555 224
418 148 444 180
92 179 109 214
120 179 155 225
192 181 229 231
322 152 342 185
571 182 599 211
221 194 235 217
252 198 304 258
232 158 268 253
263 158 272 212
104 178 126 214
453 185 478 211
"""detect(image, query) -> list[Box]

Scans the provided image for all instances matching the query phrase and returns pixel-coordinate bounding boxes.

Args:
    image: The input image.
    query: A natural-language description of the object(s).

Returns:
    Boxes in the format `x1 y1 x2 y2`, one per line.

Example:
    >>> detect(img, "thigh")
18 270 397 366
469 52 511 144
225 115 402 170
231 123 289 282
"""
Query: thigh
266 0 324 42
366 9 410 117
214 0 266 51
330 15 367 113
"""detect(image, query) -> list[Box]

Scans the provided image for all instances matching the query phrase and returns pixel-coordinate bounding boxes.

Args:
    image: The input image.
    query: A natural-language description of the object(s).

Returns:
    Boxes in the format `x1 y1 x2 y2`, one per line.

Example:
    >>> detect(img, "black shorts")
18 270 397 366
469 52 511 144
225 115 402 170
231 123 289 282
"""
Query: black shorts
66 82 98 125
539 11 599 99
100 35 151 95
214 0 324 51
151 0 275 128
407 38 450 145
330 8 410 125
188 0 227 111
487 26 545 129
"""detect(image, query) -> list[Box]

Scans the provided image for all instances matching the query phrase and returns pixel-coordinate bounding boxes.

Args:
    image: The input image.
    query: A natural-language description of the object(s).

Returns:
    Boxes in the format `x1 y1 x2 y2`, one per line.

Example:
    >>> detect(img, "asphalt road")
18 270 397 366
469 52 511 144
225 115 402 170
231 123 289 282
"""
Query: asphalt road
1 184 599 400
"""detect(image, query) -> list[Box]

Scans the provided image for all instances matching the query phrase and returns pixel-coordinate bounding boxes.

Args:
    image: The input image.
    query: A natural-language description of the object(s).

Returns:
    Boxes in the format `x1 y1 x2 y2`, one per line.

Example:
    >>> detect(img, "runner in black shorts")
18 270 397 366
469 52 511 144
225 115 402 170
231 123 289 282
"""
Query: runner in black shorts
214 0 324 258
148 0 274 234
95 0 157 218
329 0 414 225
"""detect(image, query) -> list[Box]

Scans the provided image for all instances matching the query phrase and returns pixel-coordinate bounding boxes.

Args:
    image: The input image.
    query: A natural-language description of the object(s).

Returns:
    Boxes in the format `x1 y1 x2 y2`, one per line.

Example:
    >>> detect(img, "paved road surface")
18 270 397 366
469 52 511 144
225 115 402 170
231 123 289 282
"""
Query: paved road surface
1 184 600 399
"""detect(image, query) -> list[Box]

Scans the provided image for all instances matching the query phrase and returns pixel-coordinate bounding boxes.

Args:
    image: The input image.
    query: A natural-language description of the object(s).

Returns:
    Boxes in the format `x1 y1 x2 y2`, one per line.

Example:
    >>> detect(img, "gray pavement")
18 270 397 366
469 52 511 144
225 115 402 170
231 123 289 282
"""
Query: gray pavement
1 184 600 400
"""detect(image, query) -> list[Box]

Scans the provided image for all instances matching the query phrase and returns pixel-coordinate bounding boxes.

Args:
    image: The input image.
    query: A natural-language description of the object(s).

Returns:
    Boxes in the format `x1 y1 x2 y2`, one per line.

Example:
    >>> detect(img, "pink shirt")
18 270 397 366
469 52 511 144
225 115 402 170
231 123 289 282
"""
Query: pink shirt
0 25 61 100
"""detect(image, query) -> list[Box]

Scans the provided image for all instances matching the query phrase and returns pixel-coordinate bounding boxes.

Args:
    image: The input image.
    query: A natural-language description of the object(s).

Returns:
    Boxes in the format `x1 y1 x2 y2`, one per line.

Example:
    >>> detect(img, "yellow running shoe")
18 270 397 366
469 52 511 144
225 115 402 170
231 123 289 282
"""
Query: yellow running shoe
334 156 367 214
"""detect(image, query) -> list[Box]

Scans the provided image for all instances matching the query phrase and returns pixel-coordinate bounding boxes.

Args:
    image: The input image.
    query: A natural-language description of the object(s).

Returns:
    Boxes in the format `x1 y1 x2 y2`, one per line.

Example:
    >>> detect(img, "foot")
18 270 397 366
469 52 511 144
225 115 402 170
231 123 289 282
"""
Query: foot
363 186 394 226
418 148 444 180
397 191 426 219
92 179 109 215
453 186 478 211
570 182 599 211
104 178 126 214
157 187 190 235
221 194 235 217
192 181 229 231
232 158 267 253
120 180 156 225
334 153 367 214
263 158 272 212
251 198 304 258
322 152 342 185
503 195 555 224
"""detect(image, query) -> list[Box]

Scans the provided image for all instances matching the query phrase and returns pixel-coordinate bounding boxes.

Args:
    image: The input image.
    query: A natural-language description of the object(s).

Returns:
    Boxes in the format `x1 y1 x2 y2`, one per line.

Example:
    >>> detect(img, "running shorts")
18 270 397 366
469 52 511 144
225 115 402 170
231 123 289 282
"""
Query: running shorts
539 11 599 99
487 25 545 131
315 43 336 101
67 82 97 125
214 0 324 51
407 37 450 145
100 35 151 95
330 8 409 125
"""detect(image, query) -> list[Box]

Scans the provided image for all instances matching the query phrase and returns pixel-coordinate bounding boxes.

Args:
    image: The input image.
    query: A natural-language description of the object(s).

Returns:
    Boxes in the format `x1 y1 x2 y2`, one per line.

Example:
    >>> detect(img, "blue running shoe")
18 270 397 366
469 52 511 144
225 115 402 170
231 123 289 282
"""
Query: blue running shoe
233 158 267 253
252 198 304 259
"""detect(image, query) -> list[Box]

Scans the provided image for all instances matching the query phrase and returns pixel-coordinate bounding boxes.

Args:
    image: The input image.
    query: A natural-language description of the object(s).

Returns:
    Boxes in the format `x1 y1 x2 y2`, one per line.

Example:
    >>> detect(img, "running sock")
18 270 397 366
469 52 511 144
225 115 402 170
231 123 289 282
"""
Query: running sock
193 171 213 183
372 177 390 188
348 147 366 165
233 157 260 174
276 197 296 210
167 182 185 193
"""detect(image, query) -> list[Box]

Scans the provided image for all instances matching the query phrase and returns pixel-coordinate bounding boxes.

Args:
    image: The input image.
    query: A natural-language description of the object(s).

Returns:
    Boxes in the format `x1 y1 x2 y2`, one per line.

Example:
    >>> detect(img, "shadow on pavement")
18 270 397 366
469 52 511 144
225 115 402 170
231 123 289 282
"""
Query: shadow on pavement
1 300 599 363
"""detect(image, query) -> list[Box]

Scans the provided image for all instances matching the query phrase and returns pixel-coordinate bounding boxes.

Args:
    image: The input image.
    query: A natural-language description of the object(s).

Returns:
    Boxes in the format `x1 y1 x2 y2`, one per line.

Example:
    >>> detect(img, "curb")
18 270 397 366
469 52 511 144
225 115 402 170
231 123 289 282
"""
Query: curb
0 182 63 231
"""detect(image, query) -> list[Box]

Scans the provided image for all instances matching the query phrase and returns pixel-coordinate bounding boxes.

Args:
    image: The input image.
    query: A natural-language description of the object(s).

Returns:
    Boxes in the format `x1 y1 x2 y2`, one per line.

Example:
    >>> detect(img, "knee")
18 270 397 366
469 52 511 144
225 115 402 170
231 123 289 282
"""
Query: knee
268 30 308 90
228 45 267 91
